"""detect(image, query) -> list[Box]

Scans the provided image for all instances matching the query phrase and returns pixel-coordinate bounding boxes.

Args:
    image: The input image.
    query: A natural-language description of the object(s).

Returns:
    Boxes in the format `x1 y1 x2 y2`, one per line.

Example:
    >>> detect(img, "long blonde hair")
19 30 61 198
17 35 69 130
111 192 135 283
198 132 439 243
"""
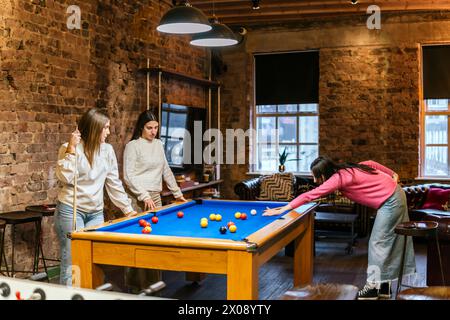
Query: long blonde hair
78 108 109 167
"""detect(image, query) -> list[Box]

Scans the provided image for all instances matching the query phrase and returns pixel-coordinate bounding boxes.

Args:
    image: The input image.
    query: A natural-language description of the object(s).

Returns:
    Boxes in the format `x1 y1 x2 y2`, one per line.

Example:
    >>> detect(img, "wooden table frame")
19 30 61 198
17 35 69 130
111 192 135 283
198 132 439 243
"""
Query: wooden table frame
70 201 317 299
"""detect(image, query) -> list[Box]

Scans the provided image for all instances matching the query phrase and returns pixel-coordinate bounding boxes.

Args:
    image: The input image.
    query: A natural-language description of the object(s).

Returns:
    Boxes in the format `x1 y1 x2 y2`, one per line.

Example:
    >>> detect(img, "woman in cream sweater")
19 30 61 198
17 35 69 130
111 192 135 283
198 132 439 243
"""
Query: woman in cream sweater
55 108 136 286
123 110 186 210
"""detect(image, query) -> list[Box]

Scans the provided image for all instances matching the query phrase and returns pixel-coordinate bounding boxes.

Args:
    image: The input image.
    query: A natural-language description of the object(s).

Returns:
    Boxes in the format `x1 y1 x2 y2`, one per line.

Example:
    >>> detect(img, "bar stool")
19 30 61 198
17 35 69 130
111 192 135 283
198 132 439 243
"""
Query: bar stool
394 221 445 298
0 220 8 276
0 211 47 278
25 204 59 270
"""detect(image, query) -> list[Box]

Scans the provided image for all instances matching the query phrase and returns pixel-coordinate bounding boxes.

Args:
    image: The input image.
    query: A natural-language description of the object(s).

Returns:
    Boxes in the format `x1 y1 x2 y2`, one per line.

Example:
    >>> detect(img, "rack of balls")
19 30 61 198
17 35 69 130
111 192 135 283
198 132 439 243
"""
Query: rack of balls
139 219 152 234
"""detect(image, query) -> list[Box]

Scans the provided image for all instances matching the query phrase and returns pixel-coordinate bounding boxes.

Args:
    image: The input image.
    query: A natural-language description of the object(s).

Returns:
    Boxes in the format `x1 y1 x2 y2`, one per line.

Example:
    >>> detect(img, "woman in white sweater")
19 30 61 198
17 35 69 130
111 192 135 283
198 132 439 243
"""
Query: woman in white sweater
123 110 186 211
123 110 186 291
55 108 136 286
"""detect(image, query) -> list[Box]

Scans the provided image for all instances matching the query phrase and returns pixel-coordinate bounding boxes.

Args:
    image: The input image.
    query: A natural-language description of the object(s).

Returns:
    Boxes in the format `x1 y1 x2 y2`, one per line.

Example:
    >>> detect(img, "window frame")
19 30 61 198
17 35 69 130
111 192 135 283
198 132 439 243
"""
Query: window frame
420 99 450 178
252 104 320 175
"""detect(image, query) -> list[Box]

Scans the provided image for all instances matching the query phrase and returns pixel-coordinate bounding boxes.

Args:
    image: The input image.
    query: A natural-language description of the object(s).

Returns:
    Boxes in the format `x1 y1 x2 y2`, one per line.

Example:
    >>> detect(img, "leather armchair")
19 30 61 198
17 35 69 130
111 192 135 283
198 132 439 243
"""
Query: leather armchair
402 183 450 285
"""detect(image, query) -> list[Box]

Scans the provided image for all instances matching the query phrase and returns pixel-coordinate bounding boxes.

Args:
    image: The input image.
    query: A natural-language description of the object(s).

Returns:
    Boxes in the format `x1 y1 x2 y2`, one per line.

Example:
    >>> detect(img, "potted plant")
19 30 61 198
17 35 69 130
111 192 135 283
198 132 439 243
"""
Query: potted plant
278 148 289 172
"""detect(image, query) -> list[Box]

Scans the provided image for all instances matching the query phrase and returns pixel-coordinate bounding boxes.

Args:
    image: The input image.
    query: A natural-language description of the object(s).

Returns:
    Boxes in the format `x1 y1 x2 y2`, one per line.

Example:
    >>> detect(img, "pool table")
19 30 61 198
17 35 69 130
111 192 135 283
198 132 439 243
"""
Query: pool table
70 199 317 299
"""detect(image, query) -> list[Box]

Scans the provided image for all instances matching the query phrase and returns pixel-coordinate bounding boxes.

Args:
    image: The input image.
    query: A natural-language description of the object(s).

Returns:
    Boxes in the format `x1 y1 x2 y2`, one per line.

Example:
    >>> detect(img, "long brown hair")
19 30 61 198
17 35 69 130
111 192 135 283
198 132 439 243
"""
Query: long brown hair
78 108 109 166
131 110 158 141
310 156 377 182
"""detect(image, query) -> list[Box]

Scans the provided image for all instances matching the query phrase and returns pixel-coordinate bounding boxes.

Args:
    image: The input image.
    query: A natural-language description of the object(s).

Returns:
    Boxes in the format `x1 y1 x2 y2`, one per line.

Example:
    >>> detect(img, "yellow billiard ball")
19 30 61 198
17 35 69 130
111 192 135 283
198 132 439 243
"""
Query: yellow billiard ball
229 225 237 233
215 214 222 221
200 220 208 228
209 213 216 221
234 212 241 219
201 217 208 222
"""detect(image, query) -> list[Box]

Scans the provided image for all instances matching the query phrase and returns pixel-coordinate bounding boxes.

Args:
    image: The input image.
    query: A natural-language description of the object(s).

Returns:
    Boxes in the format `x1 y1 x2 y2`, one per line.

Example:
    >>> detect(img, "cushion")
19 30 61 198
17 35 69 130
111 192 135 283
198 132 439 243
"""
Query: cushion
421 187 450 211
257 173 295 201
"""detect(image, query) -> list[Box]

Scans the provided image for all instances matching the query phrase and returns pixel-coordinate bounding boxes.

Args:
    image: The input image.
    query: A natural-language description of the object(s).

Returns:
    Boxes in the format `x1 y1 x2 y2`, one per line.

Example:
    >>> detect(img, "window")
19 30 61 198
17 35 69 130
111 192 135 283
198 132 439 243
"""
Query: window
160 103 188 167
255 104 319 173
253 51 319 174
421 45 450 177
421 99 450 176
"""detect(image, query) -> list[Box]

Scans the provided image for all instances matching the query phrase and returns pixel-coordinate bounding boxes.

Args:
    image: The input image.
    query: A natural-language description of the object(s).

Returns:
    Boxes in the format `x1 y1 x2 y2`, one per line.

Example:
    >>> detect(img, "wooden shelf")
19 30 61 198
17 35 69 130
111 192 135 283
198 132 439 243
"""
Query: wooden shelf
138 67 221 88
161 179 223 199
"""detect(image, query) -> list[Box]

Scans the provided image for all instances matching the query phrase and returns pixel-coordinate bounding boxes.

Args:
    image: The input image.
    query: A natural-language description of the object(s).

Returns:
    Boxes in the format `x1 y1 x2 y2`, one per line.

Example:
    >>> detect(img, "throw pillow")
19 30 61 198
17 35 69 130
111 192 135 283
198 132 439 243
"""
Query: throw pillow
257 173 294 201
421 187 450 210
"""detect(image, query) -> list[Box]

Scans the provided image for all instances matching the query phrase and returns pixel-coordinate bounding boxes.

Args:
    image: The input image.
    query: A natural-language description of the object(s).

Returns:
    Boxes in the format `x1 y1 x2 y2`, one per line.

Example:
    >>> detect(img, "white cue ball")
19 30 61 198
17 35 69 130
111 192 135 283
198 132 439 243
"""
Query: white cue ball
250 209 257 215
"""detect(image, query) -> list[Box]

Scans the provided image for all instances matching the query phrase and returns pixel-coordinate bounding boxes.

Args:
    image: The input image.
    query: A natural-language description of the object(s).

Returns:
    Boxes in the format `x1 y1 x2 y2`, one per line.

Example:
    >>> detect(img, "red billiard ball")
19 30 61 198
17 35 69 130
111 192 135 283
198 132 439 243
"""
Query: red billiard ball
151 216 159 224
144 221 151 227
227 221 235 228
240 213 247 220
138 219 147 227
177 211 184 218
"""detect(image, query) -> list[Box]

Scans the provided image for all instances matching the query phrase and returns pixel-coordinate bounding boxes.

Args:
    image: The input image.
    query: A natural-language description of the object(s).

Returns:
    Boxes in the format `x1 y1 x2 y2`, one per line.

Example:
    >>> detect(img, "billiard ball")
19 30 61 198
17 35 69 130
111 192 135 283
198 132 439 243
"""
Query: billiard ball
177 211 184 218
215 214 222 221
219 226 227 234
138 219 147 227
144 221 151 227
201 217 208 222
209 213 216 221
234 212 241 219
227 221 235 228
229 225 237 233
151 216 158 224
250 209 257 215
240 213 247 220
200 220 208 228
142 226 152 234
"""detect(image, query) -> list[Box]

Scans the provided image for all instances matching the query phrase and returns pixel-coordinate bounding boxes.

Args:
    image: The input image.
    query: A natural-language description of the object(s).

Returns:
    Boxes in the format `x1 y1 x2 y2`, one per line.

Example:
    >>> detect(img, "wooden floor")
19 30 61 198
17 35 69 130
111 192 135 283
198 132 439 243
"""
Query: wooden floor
156 237 427 300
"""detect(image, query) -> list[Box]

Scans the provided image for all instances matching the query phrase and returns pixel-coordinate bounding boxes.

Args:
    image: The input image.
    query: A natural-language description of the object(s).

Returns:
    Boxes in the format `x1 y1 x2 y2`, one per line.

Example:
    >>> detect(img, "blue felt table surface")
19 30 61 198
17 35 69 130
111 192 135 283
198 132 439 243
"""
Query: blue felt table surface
97 200 293 241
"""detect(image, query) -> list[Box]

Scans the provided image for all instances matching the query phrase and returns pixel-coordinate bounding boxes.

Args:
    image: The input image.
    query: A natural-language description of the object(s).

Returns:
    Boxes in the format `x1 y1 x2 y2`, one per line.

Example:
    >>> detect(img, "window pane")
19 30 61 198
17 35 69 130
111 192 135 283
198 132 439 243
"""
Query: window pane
167 113 188 136
424 146 448 176
257 117 276 144
279 144 298 172
299 145 319 173
299 116 318 143
425 115 448 144
278 117 297 143
299 103 318 113
278 104 298 113
161 111 168 136
426 99 448 111
257 144 277 171
165 139 184 165
257 105 277 114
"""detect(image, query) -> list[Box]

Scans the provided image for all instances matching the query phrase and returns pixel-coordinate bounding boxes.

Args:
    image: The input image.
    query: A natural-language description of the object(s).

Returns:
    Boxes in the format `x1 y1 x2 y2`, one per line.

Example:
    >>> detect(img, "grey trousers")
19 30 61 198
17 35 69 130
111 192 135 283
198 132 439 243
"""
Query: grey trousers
367 185 416 283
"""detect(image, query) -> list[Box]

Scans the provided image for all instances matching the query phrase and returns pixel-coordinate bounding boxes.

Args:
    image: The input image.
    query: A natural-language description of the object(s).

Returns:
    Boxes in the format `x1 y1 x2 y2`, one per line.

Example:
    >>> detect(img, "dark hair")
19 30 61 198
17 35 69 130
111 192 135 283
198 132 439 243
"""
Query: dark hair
131 110 158 141
310 156 377 181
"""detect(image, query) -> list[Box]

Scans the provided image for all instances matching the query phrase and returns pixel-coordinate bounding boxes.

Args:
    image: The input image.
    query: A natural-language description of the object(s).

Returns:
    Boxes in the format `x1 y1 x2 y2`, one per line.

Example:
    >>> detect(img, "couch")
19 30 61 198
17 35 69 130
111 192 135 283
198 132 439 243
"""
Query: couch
234 176 375 238
402 184 450 285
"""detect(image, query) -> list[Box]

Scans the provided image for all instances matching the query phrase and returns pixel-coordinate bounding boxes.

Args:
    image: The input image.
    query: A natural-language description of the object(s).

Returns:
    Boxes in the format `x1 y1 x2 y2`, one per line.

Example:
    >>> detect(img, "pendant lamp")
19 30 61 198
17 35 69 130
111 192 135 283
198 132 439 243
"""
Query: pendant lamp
190 18 238 47
157 1 211 34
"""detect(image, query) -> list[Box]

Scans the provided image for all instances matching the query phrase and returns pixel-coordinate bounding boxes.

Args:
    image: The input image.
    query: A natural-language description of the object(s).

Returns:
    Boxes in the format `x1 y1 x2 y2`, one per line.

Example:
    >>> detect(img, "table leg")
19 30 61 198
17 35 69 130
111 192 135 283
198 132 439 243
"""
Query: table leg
72 239 103 289
227 251 257 299
294 212 314 286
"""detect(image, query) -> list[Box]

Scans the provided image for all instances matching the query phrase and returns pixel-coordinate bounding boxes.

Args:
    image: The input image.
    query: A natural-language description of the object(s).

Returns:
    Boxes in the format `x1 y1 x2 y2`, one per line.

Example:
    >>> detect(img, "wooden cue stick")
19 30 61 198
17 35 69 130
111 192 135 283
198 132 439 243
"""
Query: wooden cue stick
72 148 77 231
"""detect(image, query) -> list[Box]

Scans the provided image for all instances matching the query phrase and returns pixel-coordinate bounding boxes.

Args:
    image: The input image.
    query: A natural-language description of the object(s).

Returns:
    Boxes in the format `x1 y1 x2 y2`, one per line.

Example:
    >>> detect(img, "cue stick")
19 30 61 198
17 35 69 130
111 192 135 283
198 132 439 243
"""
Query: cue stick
72 141 78 232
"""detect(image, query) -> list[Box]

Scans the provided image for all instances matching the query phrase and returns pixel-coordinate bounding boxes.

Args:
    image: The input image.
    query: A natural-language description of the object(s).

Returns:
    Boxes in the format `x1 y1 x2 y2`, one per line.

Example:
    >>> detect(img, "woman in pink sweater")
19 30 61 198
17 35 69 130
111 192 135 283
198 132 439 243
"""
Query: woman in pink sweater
264 156 416 300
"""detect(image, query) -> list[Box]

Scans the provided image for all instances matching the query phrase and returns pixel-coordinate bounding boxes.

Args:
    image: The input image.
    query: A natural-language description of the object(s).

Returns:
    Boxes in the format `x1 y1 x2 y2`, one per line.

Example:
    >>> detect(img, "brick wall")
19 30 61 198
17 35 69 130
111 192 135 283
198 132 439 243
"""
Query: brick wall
217 12 450 199
0 0 208 274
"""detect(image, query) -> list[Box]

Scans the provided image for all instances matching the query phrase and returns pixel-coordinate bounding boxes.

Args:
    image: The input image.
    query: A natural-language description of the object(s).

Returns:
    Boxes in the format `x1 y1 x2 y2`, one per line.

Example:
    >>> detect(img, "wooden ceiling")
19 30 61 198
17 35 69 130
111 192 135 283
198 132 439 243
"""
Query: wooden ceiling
188 0 450 25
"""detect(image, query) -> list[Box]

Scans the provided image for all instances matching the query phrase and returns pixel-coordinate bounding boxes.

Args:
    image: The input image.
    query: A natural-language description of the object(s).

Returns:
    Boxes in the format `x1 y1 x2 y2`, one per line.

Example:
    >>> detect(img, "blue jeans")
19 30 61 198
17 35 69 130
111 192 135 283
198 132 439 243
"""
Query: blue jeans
54 201 104 286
